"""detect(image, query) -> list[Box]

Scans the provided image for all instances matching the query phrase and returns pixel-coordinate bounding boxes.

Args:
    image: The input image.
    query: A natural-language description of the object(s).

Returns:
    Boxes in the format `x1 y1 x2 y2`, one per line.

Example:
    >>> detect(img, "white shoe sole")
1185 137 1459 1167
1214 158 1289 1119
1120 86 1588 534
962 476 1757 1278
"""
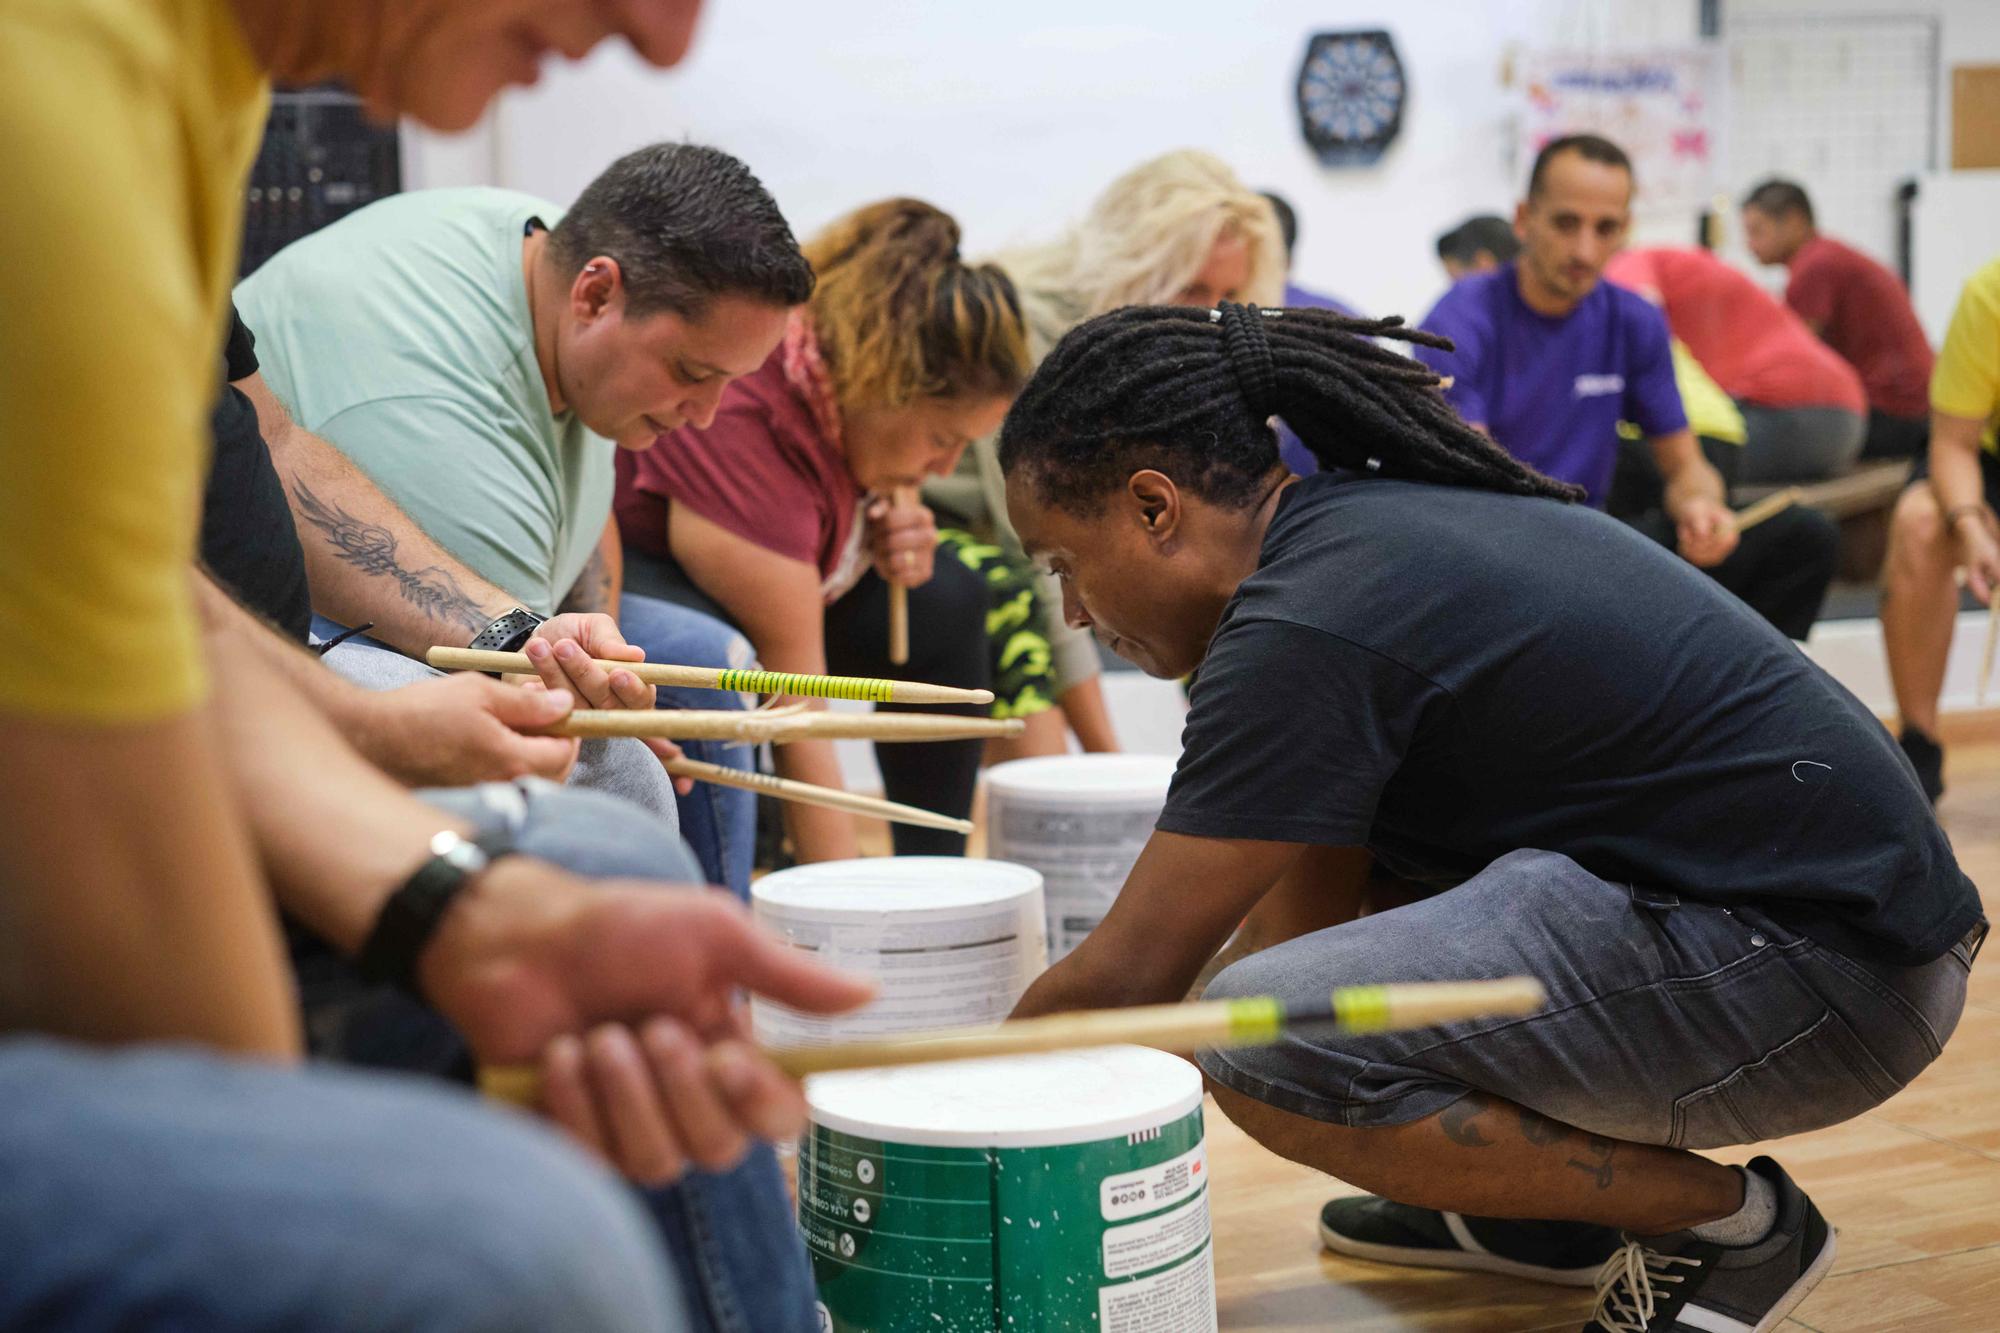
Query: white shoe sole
1317 1218 1606 1288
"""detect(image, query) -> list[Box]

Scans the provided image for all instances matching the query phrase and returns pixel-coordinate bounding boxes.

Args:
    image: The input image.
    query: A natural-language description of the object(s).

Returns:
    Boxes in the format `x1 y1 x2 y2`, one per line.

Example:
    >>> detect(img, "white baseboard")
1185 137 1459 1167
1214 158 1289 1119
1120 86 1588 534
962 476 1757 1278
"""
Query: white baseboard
832 612 1993 790
1803 610 1995 718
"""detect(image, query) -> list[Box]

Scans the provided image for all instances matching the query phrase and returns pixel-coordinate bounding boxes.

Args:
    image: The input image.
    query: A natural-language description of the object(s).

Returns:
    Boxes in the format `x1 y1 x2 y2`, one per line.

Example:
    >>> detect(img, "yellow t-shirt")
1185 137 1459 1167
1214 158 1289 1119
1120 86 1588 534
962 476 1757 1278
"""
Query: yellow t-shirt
1930 255 2000 454
0 0 268 720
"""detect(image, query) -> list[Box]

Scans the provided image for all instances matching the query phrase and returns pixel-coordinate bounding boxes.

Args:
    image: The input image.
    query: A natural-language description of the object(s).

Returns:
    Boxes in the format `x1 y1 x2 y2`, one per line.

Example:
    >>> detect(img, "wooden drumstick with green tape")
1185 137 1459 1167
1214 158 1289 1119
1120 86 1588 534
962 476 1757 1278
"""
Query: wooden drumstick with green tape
477 976 1547 1105
425 647 991 706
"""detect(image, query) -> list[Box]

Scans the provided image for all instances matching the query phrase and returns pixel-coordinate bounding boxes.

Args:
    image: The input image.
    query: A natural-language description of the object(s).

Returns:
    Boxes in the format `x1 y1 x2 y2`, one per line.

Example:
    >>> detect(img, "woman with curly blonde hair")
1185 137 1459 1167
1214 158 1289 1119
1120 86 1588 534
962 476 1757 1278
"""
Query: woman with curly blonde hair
616 198 1033 862
926 149 1286 756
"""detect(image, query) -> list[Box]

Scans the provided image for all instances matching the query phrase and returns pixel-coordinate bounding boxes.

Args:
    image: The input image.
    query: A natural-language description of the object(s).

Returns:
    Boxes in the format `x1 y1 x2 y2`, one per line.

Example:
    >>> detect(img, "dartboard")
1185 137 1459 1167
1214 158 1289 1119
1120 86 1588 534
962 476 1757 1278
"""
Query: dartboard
1296 30 1407 167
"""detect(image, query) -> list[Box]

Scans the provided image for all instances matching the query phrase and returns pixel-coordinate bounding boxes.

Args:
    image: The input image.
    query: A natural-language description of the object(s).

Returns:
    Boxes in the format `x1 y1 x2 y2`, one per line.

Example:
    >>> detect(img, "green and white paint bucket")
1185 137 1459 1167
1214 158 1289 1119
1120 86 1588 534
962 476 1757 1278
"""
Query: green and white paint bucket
984 756 1177 963
751 857 1047 1046
800 1045 1214 1332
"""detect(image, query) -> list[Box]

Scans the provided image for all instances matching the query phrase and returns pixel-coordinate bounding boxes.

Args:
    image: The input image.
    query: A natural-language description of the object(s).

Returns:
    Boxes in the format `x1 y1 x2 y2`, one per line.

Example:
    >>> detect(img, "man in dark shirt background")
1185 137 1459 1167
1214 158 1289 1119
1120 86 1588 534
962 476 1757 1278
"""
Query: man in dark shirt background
1742 179 1936 462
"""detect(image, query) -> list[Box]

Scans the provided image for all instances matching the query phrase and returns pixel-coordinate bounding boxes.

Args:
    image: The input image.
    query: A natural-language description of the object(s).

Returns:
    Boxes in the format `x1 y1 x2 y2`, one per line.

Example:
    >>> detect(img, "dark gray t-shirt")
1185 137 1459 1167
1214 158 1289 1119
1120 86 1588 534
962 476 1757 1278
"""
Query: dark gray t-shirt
1158 472 1980 965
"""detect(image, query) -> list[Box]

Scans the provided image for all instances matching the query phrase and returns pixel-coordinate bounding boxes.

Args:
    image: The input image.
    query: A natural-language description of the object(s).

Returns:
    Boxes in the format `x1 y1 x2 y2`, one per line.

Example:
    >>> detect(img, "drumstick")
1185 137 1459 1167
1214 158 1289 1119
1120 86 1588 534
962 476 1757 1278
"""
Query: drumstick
659 754 971 835
887 484 916 666
1733 488 1800 532
476 976 1547 1104
540 708 1025 743
426 647 992 706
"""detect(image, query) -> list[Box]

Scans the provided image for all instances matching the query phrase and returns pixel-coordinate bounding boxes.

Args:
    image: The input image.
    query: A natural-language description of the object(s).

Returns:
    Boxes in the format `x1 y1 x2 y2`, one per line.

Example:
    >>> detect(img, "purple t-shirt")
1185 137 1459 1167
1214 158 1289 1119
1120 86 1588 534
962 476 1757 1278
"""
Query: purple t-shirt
1414 264 1686 507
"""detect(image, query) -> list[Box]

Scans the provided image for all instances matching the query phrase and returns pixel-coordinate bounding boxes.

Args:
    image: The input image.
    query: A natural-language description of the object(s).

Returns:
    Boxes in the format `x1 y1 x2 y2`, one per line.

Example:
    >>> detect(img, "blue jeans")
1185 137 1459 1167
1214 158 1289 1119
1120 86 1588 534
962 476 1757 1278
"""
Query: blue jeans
0 1037 685 1332
291 780 816 1333
1202 849 1975 1149
615 592 758 899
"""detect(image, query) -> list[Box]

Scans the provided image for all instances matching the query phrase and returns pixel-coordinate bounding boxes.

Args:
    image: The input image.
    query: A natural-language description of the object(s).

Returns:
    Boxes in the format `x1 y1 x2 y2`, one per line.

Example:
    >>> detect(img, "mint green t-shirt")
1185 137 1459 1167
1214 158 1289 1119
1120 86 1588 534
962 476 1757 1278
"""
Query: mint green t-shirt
236 188 611 614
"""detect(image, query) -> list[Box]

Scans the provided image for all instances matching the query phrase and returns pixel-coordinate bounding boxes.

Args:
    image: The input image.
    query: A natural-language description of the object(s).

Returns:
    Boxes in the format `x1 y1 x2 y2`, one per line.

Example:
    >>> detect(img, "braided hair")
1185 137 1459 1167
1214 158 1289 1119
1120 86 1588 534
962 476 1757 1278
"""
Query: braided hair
998 302 1584 511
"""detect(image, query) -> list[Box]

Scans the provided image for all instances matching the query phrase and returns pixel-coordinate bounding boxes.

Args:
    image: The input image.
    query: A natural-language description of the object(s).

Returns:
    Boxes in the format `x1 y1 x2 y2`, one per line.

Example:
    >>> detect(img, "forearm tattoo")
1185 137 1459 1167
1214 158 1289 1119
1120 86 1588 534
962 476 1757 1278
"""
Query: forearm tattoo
558 546 612 615
291 481 488 636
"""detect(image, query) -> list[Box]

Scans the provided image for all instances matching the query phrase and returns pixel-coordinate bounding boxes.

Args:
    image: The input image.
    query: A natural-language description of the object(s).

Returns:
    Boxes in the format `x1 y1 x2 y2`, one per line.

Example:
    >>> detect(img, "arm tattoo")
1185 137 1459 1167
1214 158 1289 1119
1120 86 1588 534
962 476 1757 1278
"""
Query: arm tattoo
1439 1097 1494 1148
558 546 612 615
291 481 489 637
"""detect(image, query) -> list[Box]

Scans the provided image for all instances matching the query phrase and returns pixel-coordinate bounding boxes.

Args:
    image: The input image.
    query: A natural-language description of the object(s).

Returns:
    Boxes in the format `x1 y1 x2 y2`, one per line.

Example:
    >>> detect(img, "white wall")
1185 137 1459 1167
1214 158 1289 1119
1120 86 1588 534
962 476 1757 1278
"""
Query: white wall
409 0 1706 327
402 0 1999 325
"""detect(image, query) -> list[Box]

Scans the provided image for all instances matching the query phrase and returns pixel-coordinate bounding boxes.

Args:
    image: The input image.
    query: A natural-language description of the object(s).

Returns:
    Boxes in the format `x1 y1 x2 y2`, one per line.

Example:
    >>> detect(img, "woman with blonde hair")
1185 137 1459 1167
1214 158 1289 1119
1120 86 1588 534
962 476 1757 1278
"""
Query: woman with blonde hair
616 197 1034 862
926 149 1285 756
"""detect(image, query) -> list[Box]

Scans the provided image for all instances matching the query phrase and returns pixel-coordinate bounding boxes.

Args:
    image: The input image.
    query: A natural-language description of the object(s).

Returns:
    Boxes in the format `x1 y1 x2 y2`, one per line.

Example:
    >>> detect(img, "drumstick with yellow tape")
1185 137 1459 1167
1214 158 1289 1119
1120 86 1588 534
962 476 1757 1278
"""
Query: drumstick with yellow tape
478 976 1546 1105
426 646 992 707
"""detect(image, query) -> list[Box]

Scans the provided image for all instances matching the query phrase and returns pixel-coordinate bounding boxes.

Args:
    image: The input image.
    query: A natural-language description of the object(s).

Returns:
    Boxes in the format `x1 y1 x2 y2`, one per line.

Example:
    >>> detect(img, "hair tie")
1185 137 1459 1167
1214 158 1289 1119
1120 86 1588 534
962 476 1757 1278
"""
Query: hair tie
1215 302 1277 416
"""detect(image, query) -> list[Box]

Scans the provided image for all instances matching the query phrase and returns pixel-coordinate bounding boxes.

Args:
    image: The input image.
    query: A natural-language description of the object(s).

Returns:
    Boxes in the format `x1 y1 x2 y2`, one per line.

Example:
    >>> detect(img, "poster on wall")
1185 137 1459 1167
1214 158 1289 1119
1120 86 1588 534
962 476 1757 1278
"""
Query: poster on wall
1516 47 1722 219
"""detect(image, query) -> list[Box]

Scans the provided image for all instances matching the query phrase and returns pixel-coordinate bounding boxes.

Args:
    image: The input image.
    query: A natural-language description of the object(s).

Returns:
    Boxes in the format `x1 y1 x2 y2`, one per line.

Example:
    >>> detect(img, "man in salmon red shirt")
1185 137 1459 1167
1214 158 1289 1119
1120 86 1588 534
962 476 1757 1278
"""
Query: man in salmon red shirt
1603 245 1867 485
1742 179 1935 463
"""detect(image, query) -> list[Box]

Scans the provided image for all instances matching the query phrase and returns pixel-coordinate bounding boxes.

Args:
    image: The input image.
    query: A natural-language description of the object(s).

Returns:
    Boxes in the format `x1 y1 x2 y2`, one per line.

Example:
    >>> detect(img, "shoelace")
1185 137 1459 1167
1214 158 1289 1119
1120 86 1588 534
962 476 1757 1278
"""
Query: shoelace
1591 1241 1705 1332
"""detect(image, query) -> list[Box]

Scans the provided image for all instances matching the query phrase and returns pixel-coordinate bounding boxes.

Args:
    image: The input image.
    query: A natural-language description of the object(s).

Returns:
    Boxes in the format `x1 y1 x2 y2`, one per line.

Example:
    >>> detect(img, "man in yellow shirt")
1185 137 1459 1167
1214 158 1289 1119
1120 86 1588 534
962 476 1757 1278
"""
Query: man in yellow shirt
1881 257 2000 801
0 3 871 1328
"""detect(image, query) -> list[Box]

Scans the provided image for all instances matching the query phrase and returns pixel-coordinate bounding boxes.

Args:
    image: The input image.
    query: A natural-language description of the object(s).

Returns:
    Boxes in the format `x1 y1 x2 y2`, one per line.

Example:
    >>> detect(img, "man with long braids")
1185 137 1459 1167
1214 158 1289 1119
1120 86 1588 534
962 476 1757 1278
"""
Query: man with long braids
1000 300 1983 1331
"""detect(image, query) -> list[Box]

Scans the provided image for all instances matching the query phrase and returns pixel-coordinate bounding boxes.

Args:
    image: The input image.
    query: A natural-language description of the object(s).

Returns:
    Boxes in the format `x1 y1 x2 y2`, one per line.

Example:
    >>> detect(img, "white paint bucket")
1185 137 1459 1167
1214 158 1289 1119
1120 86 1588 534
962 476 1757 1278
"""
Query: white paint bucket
750 856 1047 1047
801 1045 1214 1332
983 755 1177 962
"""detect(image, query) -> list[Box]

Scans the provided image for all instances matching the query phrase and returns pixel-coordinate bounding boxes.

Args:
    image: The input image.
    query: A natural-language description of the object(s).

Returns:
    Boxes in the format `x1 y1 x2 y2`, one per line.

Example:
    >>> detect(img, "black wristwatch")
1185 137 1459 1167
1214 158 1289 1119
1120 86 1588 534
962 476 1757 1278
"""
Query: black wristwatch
356 828 517 998
469 606 546 654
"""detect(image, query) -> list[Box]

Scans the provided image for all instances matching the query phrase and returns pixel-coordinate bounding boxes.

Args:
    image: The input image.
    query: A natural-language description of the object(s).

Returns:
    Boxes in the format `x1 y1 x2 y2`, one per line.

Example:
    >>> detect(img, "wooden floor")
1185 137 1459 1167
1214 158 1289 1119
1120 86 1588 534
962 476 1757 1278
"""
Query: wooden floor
1201 719 2000 1332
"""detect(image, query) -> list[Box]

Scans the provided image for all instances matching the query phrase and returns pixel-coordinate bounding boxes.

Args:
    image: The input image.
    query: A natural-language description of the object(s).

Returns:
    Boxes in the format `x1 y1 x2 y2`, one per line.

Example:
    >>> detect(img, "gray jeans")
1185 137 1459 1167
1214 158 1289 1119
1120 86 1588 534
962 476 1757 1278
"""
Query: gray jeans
1736 403 1867 485
1200 849 1974 1149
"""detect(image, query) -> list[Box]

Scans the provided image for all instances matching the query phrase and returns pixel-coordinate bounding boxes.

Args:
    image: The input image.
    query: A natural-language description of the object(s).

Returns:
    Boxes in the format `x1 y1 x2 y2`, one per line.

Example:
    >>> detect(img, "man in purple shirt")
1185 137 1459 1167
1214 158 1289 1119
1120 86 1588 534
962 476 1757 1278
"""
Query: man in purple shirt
1412 135 1837 640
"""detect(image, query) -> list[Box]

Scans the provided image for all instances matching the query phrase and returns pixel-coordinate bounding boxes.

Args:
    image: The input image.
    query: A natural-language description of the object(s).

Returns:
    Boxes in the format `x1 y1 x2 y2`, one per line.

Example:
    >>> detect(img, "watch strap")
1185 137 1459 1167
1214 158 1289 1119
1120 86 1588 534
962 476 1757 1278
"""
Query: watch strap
469 607 546 654
356 828 516 998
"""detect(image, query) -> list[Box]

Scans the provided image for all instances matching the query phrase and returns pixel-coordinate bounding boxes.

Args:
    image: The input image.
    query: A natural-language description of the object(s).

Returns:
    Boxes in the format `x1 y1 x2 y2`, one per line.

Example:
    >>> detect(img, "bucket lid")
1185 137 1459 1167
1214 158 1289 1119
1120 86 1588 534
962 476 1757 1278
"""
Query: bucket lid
806 1045 1203 1148
753 856 1044 915
983 754 1178 802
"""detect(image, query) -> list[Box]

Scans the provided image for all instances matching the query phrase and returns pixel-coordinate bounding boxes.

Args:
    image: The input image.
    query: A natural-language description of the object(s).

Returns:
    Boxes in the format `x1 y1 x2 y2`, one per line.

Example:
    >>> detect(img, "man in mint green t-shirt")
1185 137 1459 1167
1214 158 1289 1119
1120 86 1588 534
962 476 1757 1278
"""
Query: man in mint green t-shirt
237 142 815 895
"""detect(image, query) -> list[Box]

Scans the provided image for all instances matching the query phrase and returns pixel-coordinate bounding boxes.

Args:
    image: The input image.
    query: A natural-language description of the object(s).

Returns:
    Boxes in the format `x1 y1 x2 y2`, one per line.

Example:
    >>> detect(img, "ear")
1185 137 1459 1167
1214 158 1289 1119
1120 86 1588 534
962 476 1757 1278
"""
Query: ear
1125 469 1183 546
1512 199 1530 242
569 256 623 323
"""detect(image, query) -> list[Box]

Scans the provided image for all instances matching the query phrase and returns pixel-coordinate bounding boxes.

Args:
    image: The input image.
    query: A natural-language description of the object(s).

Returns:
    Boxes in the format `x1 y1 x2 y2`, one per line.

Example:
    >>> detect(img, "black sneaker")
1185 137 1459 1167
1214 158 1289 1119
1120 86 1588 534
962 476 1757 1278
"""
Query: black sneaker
1899 726 1945 804
1319 1195 1621 1287
1583 1157 1836 1332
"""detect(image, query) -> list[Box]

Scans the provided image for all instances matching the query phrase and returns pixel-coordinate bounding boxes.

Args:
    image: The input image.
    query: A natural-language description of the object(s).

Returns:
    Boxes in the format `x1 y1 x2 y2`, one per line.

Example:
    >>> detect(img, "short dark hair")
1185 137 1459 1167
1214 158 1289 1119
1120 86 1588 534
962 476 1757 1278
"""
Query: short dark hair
1743 178 1815 225
1527 133 1633 200
1436 214 1520 266
550 142 815 319
1260 191 1298 255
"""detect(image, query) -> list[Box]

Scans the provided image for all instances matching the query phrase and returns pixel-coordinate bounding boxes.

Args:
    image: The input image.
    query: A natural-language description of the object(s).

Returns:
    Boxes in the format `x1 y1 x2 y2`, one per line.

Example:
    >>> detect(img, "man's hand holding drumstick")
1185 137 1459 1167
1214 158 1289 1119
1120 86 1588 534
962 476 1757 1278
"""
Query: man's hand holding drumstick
515 612 700 795
420 865 875 1186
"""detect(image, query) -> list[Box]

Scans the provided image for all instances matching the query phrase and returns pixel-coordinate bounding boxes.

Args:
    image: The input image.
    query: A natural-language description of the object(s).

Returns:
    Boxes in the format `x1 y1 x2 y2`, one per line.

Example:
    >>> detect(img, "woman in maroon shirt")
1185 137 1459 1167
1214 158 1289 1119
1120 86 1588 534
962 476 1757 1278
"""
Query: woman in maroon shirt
616 198 1032 861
